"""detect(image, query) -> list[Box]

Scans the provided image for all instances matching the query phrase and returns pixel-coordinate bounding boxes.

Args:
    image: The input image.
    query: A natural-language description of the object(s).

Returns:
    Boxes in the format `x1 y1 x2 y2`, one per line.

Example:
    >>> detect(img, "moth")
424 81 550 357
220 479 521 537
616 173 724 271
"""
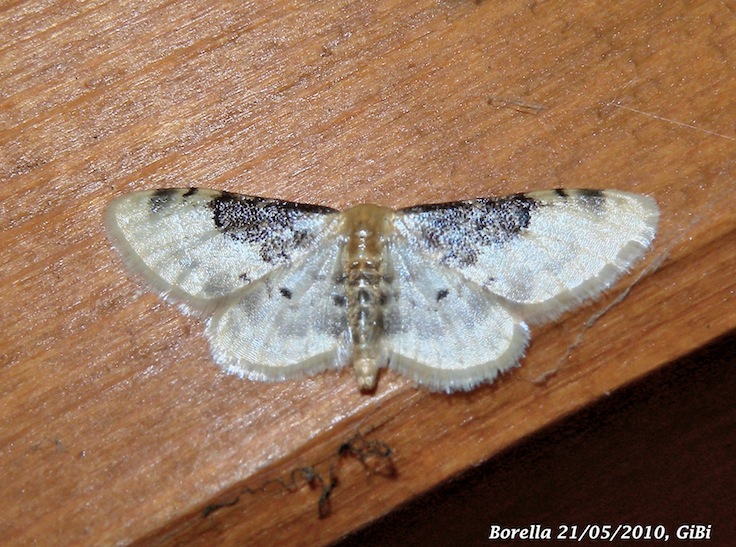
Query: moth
105 188 658 392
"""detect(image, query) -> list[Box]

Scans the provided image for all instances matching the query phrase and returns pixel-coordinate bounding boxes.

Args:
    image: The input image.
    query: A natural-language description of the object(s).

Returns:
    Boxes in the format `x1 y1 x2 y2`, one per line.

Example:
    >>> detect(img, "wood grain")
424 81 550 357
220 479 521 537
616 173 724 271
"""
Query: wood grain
1 0 734 545
344 332 736 545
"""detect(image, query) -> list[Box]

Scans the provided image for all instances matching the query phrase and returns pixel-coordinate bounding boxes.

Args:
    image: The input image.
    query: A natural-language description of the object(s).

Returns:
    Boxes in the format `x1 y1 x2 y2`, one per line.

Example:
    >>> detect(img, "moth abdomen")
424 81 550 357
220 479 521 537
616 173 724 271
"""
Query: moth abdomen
341 204 395 390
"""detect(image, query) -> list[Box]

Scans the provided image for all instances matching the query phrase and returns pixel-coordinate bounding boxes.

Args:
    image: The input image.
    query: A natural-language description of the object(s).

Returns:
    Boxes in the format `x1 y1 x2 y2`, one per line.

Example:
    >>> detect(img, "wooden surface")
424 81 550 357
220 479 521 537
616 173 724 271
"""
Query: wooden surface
344 332 736 546
1 1 734 545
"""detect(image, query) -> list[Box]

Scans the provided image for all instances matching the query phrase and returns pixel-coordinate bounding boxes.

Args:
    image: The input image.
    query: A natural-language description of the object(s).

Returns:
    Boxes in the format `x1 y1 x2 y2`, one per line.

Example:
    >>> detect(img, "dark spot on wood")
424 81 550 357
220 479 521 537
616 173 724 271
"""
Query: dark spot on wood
202 495 240 517
436 288 449 302
279 287 292 299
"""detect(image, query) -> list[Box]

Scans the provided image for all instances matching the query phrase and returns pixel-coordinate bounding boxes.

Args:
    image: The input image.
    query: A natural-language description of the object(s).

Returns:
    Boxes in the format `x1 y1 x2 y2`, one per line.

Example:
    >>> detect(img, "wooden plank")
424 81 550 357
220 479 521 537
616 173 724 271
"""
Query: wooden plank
343 332 736 545
1 0 734 544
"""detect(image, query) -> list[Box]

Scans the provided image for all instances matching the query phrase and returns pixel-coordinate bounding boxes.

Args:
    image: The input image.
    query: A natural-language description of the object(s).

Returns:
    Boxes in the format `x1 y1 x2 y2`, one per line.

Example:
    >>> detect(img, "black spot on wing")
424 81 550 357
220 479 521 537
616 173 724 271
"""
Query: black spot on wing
493 194 539 235
149 188 179 213
554 188 569 198
182 187 198 198
401 194 540 268
279 287 293 299
208 192 337 264
436 288 449 302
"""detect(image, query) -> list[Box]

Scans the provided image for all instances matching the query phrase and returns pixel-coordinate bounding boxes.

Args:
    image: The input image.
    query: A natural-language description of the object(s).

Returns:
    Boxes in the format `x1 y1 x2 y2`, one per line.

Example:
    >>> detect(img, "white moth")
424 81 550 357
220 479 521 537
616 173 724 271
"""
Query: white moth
105 188 658 393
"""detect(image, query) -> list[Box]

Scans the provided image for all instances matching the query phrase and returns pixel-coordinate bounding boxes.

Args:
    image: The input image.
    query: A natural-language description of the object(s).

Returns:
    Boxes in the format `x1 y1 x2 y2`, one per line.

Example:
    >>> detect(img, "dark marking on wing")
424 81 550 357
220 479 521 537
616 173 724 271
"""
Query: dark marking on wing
436 288 449 302
182 187 198 198
400 193 540 268
150 188 178 213
332 294 346 307
208 191 337 264
554 188 569 198
576 189 605 211
279 287 293 299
